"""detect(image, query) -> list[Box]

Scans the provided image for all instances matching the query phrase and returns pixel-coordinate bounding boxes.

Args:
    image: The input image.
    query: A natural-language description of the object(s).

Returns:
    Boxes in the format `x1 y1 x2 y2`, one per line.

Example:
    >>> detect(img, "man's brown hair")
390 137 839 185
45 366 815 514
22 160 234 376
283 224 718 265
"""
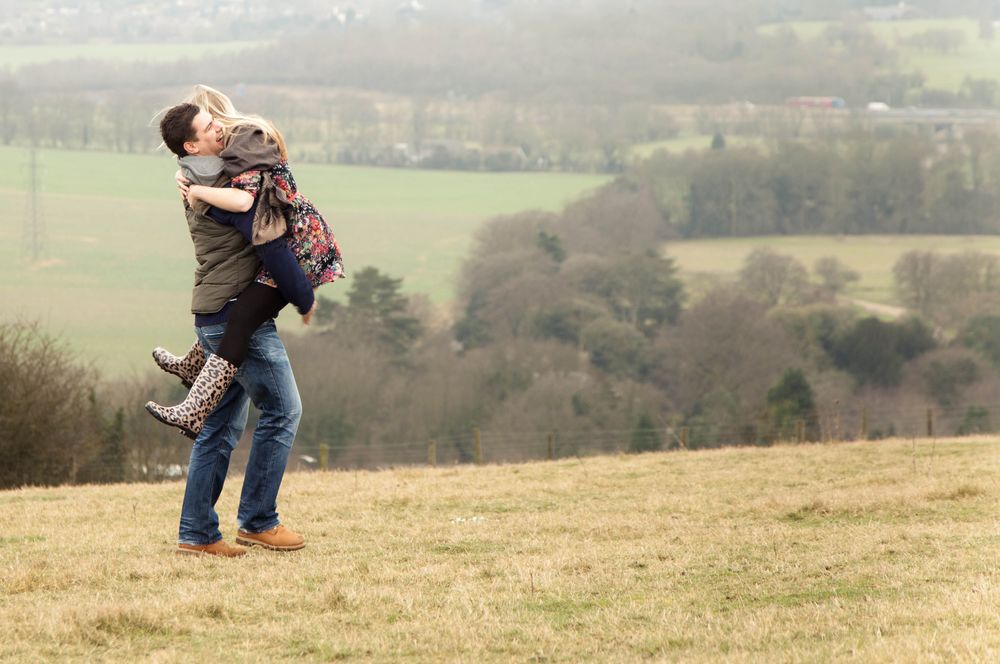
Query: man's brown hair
160 103 201 157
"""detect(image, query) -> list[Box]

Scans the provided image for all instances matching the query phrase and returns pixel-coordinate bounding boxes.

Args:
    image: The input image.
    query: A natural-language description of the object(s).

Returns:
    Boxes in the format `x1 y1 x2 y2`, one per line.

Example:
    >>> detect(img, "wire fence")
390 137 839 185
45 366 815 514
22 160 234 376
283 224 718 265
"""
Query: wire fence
53 398 1000 486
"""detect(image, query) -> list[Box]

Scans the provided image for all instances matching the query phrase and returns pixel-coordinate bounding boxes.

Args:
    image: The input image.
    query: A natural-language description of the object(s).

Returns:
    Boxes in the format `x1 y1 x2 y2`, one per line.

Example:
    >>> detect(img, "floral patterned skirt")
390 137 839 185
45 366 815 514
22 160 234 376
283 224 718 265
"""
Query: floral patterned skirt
256 195 344 290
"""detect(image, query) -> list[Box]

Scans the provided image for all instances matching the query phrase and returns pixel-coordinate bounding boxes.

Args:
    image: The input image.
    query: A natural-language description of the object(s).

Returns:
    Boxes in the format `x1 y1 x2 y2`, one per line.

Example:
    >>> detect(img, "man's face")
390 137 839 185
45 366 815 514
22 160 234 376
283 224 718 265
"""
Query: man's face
183 110 224 156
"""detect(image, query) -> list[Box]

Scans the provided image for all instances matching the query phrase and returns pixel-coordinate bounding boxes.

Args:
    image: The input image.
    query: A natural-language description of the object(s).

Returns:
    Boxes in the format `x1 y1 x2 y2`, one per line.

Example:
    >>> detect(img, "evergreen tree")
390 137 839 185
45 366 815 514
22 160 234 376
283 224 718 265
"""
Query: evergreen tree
831 317 935 387
958 315 1000 367
536 230 566 263
344 267 422 355
765 368 818 442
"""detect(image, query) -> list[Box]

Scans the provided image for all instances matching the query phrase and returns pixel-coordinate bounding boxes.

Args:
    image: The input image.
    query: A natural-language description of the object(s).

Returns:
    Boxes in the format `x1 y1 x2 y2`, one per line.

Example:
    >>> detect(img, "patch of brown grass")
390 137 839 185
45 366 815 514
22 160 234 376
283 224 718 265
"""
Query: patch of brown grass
2 437 1000 661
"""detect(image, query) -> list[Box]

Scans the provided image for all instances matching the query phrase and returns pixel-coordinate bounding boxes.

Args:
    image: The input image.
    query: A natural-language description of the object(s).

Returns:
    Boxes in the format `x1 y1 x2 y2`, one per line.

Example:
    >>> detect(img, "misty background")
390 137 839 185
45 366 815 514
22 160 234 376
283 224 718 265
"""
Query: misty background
5 0 1000 487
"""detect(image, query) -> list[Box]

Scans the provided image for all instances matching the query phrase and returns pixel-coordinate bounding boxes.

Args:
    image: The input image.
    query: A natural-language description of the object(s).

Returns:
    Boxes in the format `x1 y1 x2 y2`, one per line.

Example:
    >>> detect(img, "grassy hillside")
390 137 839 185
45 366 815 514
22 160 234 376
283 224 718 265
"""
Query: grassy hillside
2 437 999 661
0 147 609 375
761 18 1000 93
665 234 1000 305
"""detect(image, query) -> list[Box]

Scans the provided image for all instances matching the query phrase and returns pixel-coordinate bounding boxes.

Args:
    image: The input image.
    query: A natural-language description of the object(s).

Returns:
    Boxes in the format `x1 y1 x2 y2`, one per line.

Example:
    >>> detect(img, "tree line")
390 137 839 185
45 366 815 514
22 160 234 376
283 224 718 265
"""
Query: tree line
5 5 902 106
0 80 676 173
5 4 1000 172
634 130 1000 237
7 203 1000 487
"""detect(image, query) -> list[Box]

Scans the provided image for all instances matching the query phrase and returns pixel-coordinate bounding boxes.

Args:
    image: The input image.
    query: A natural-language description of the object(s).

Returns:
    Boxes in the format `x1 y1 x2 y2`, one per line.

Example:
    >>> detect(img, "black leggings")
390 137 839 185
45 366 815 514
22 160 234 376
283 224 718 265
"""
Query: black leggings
216 283 287 367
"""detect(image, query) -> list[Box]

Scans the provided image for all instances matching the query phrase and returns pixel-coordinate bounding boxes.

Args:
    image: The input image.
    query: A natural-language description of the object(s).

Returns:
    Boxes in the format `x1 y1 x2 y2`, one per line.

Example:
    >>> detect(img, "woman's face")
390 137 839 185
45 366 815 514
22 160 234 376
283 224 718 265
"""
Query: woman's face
185 110 224 156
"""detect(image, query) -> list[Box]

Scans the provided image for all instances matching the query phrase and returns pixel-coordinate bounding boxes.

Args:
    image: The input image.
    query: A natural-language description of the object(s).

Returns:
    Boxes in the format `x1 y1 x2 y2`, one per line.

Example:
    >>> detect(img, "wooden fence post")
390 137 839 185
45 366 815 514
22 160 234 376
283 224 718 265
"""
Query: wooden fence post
319 443 329 470
680 427 689 450
473 427 483 465
547 433 555 461
860 407 868 441
428 439 437 467
796 419 805 444
926 408 934 438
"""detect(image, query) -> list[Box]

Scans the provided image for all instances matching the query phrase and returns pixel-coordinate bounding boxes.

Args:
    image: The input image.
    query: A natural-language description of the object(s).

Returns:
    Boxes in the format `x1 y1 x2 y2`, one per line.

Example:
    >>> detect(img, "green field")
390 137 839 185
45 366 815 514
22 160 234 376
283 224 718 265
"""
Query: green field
3 137 992 377
3 437 999 661
665 234 1000 305
0 41 268 70
0 147 609 376
760 18 1000 92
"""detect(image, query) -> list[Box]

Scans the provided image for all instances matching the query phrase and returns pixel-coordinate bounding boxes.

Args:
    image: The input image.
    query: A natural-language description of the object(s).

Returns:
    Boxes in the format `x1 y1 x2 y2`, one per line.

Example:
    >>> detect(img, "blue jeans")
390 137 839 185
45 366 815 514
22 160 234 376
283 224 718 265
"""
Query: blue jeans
177 320 302 545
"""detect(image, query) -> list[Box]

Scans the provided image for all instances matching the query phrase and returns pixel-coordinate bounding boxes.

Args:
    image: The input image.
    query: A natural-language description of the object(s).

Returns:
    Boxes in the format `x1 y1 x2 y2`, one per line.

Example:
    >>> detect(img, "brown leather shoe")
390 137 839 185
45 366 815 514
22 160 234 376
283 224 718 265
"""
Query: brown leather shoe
177 539 248 557
235 524 305 551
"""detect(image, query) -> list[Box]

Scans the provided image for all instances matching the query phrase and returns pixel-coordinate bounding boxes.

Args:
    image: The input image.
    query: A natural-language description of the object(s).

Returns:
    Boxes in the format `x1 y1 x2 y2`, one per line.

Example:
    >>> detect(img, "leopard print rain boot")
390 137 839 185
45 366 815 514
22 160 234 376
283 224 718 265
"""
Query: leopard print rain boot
152 341 207 388
145 354 239 440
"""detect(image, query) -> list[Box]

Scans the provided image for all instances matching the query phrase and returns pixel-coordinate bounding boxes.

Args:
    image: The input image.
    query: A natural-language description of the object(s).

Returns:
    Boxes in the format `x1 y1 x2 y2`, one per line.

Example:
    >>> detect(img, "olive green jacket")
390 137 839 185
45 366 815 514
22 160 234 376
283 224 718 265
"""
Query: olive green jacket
185 173 261 314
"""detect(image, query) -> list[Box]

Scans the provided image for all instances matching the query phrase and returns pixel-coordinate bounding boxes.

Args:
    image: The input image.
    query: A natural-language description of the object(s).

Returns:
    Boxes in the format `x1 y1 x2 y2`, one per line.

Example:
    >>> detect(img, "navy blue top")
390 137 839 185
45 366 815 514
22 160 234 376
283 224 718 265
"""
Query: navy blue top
194 193 314 327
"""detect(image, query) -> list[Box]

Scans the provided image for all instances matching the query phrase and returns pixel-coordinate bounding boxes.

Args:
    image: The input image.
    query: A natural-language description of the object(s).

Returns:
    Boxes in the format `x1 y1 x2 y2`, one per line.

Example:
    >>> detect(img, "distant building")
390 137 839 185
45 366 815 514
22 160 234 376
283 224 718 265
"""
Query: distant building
862 3 924 21
785 96 847 109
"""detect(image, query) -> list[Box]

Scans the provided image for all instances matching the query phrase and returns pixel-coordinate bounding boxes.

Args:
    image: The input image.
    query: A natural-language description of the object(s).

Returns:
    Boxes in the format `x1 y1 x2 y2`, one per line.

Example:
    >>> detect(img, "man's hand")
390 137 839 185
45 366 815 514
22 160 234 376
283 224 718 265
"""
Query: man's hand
175 169 191 202
302 300 317 326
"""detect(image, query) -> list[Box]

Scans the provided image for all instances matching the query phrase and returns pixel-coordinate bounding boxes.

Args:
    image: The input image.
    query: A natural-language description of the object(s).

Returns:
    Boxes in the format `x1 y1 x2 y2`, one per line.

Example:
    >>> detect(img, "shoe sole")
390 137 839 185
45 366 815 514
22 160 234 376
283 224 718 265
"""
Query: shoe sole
152 351 195 389
176 548 246 557
145 403 198 440
235 536 306 551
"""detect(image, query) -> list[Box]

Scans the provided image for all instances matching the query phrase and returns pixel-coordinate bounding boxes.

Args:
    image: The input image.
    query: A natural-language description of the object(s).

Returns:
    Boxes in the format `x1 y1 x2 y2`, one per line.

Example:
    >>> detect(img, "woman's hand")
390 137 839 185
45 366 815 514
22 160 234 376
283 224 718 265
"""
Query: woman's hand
186 185 253 212
302 300 317 326
175 169 191 202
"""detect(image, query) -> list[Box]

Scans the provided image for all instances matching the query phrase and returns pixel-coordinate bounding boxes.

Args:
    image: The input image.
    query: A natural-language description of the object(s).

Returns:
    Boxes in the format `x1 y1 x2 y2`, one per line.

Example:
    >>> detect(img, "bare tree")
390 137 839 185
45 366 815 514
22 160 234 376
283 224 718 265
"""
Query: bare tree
739 247 810 308
814 256 860 295
0 322 101 488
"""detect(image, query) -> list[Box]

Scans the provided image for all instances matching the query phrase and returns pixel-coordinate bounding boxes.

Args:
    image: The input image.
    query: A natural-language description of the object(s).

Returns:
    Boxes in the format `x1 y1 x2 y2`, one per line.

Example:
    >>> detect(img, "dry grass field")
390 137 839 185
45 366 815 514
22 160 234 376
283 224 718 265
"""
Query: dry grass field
2 437 1000 662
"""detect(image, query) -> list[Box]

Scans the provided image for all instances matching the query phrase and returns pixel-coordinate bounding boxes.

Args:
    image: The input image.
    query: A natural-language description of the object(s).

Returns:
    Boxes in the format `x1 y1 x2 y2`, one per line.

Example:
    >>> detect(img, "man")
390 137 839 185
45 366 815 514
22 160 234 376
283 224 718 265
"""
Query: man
158 103 306 557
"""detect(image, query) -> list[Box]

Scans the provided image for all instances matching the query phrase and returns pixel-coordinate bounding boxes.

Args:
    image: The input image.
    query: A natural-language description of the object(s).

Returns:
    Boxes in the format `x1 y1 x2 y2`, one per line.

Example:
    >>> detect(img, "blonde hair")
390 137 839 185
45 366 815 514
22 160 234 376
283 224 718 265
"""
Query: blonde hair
184 84 288 160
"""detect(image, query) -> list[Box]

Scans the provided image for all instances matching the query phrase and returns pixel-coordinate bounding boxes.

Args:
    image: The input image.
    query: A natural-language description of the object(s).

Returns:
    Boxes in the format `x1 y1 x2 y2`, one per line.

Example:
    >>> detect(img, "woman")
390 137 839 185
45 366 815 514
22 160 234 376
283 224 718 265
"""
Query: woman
147 85 344 439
